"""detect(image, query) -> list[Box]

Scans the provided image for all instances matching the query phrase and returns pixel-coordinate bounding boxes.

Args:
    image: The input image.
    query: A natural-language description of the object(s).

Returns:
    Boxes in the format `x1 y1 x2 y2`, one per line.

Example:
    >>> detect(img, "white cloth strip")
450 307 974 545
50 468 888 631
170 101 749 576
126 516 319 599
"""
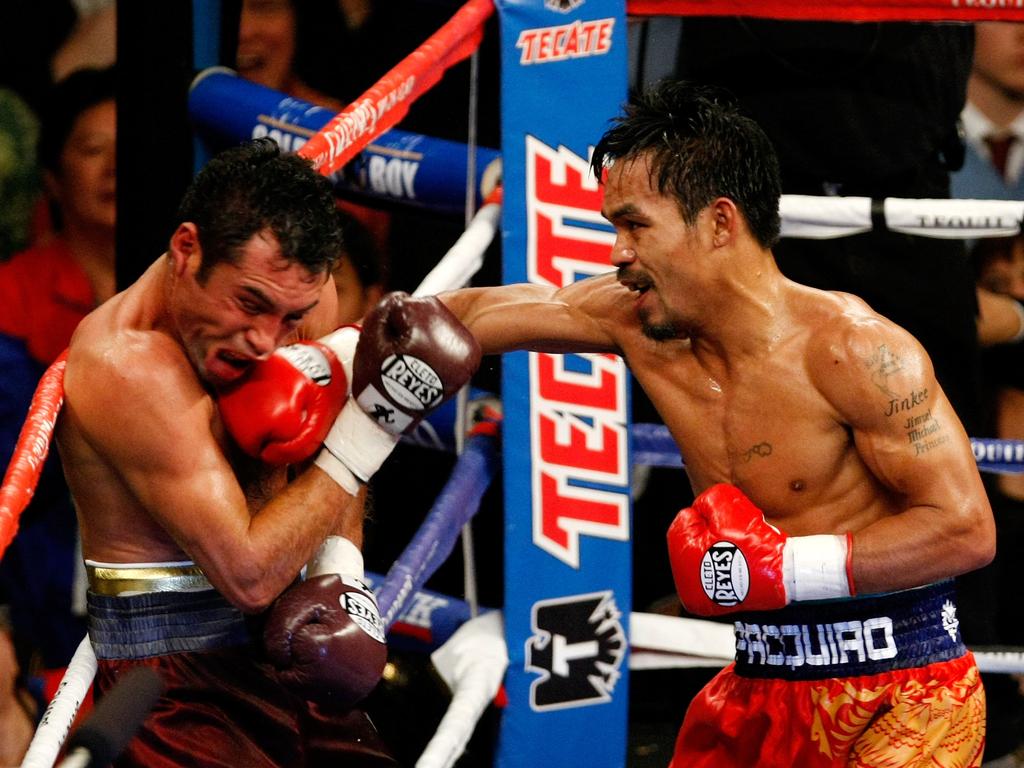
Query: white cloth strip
413 202 502 297
629 611 735 658
779 195 872 239
420 611 508 768
20 636 97 768
779 195 1024 240
883 198 1024 239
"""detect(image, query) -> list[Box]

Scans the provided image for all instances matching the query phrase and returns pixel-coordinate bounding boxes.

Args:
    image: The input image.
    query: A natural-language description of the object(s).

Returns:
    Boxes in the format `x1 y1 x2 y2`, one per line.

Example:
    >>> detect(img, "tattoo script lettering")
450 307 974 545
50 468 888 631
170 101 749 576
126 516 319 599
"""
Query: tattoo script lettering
903 408 949 456
742 442 772 462
884 387 928 417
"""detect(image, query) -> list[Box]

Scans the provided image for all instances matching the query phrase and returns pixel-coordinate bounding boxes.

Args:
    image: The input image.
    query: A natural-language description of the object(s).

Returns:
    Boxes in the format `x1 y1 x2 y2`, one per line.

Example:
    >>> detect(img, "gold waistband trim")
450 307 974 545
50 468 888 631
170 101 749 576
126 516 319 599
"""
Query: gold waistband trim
86 564 213 596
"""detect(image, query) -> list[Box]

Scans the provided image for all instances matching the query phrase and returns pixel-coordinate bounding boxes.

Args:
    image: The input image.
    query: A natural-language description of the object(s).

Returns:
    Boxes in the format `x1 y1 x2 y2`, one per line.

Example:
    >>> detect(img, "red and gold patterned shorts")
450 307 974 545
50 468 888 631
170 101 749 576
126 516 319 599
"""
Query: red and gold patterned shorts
672 582 985 767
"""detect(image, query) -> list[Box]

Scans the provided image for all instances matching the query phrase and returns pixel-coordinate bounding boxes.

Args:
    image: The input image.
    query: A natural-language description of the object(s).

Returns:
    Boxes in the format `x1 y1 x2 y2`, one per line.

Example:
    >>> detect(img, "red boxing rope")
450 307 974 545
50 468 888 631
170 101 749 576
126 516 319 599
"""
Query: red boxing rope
297 0 494 177
0 350 67 558
627 1 1024 22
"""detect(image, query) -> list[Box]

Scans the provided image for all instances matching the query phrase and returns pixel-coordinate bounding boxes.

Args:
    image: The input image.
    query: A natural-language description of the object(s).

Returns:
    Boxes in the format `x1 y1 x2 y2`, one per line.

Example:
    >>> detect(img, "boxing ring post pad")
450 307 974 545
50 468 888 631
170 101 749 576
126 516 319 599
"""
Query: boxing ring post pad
495 2 632 767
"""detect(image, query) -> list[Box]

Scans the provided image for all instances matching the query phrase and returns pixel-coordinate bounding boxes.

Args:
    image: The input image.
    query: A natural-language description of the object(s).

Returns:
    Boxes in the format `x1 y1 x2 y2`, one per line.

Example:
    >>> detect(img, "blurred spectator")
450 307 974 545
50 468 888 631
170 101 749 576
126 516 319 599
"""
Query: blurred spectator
332 208 386 325
953 22 1024 200
0 89 42 261
236 0 347 111
0 615 33 767
50 0 115 83
0 67 116 762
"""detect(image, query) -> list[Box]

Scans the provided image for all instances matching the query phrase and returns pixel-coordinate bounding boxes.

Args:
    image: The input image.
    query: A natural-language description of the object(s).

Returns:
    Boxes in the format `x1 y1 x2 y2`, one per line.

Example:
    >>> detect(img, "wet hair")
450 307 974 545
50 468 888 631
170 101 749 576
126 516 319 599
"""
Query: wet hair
176 138 344 279
37 66 116 174
591 79 782 248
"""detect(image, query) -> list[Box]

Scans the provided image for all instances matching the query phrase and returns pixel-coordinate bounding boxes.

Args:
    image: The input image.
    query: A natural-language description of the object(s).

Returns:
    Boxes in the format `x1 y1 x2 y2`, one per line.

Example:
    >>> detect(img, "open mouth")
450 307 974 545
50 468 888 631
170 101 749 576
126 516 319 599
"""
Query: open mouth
217 349 252 372
621 279 652 297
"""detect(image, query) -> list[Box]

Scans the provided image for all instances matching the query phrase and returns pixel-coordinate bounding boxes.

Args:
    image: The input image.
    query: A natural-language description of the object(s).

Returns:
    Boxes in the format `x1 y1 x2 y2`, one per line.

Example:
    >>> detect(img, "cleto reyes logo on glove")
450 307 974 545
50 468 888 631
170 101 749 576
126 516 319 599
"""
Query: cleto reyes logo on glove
700 541 750 607
275 344 334 386
357 353 444 432
340 577 386 643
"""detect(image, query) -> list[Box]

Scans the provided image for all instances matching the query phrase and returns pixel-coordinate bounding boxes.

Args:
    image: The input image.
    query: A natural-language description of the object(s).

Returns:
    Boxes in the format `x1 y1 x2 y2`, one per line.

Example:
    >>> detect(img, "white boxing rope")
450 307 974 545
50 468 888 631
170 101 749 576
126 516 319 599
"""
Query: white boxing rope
418 612 508 768
779 195 1024 240
20 636 97 768
413 198 502 297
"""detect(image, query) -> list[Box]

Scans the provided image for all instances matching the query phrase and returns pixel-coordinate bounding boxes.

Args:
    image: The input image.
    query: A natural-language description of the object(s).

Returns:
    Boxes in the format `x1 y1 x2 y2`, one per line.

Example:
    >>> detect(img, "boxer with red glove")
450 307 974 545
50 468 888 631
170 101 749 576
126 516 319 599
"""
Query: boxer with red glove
667 483 855 616
217 340 348 466
262 292 480 704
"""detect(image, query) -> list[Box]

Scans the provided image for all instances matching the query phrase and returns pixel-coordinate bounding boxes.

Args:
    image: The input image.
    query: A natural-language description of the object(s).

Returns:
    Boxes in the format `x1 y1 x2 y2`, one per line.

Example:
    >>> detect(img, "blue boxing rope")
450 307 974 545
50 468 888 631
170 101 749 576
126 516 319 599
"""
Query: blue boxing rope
632 422 1024 475
375 431 500 629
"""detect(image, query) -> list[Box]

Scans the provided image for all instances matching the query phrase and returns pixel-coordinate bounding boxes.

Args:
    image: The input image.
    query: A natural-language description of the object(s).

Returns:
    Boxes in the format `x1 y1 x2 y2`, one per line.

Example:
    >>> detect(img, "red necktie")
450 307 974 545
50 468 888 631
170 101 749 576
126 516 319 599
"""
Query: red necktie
985 134 1015 180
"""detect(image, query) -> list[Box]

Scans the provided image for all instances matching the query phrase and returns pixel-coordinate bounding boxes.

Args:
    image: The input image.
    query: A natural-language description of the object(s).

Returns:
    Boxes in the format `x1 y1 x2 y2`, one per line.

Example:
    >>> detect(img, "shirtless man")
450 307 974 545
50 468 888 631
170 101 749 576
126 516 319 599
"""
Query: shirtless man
56 138 479 767
440 81 995 766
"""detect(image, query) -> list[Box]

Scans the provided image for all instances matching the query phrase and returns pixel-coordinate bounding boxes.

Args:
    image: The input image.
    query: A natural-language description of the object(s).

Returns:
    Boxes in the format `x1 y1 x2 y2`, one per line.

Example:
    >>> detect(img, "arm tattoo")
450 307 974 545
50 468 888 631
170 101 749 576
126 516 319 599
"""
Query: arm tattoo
865 344 902 398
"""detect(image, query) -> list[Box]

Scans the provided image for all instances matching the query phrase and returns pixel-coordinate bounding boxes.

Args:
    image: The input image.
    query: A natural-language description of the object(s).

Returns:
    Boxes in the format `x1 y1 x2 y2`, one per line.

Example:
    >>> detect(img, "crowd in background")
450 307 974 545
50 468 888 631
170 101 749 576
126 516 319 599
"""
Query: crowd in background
1 3 1024 766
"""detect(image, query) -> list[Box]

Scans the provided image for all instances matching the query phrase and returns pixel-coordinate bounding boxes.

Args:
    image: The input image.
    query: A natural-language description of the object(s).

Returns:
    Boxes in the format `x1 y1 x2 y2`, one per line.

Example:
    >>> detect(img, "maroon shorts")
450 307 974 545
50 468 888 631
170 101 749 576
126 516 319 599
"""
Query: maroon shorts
88 589 397 768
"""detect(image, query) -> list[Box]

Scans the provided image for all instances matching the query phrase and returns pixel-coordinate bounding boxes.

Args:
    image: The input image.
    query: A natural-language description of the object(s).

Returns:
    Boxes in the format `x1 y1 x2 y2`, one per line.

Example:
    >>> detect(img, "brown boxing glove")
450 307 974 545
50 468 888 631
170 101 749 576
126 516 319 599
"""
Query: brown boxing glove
314 292 482 490
263 573 387 706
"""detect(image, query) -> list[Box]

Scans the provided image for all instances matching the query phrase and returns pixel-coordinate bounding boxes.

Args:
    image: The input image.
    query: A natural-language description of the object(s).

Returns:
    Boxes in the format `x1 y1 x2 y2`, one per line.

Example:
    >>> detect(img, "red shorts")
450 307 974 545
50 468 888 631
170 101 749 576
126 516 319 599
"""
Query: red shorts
673 582 985 768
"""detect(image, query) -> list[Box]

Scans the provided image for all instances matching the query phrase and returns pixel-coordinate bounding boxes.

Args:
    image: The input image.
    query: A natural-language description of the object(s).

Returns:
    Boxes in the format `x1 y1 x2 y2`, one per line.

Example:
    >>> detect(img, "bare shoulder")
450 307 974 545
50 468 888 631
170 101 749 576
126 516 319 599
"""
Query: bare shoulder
65 321 212 456
805 291 933 425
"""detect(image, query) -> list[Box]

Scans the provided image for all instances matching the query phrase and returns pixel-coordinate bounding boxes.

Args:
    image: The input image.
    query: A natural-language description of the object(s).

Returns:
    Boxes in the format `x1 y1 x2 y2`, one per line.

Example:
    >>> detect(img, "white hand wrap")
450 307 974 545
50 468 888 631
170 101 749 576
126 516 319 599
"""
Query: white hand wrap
311 326 398 493
315 402 399 488
307 535 364 578
782 533 853 602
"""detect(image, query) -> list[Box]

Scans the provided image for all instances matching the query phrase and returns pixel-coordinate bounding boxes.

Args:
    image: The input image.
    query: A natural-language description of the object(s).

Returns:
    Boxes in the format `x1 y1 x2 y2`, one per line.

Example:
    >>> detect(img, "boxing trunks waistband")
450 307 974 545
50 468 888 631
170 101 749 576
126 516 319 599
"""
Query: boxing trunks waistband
85 561 250 660
733 580 966 681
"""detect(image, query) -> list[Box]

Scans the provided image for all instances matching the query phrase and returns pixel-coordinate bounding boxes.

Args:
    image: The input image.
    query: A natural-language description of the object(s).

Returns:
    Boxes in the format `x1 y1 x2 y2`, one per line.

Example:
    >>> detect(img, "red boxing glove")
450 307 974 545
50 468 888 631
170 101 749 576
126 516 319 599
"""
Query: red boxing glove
667 484 853 617
263 573 387 707
218 341 348 466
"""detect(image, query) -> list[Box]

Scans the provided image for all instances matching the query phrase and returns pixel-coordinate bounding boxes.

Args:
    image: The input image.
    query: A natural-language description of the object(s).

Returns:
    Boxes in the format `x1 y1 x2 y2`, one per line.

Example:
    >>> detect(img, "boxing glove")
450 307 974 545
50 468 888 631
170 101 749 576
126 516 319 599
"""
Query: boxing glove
314 292 481 493
218 340 348 466
667 483 854 616
263 571 387 706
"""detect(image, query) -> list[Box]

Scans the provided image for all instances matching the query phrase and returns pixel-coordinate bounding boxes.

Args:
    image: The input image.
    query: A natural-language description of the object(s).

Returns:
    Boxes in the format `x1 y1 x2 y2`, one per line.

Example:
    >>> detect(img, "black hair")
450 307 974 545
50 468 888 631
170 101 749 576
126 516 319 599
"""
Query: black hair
591 79 782 248
37 66 117 173
176 138 344 278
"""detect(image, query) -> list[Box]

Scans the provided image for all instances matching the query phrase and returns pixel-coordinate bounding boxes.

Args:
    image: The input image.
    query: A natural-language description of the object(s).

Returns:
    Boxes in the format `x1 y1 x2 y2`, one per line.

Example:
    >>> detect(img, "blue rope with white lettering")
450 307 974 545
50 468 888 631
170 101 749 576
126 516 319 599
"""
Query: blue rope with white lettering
631 423 1024 475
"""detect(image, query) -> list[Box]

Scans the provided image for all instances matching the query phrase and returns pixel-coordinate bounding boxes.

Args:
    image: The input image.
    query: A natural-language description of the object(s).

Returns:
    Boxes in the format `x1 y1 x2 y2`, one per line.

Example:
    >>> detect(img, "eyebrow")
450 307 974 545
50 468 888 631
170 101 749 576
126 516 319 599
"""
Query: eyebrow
602 202 641 221
240 286 319 317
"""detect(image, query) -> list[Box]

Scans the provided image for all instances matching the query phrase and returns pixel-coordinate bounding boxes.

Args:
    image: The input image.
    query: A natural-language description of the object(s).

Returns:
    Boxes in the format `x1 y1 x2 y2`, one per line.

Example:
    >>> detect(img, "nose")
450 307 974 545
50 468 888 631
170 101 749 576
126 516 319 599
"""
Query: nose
611 244 637 268
244 316 282 359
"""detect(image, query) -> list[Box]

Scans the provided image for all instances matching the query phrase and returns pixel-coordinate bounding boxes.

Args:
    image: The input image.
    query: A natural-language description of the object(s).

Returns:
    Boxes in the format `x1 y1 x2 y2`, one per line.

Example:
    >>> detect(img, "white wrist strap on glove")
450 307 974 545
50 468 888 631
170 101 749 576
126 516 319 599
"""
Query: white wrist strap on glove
315 402 399 490
313 325 398 494
782 533 854 602
307 535 364 578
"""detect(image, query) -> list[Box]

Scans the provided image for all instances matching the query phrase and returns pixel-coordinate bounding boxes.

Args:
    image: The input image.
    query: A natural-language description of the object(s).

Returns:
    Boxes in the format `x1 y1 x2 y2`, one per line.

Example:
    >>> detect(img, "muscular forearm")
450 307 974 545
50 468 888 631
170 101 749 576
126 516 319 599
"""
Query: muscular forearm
195 468 357 612
848 499 995 595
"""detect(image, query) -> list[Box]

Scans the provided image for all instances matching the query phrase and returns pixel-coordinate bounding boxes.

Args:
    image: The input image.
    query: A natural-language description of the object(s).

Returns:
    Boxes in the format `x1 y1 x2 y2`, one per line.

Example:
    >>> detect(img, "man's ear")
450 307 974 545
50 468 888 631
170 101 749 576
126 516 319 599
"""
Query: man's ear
709 197 740 247
168 223 200 277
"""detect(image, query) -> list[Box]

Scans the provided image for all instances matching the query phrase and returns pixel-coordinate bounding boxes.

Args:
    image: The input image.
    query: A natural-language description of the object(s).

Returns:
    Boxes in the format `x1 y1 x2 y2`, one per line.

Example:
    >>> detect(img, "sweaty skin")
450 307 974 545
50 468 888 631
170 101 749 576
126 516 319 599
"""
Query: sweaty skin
57 223 357 613
440 153 993 596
